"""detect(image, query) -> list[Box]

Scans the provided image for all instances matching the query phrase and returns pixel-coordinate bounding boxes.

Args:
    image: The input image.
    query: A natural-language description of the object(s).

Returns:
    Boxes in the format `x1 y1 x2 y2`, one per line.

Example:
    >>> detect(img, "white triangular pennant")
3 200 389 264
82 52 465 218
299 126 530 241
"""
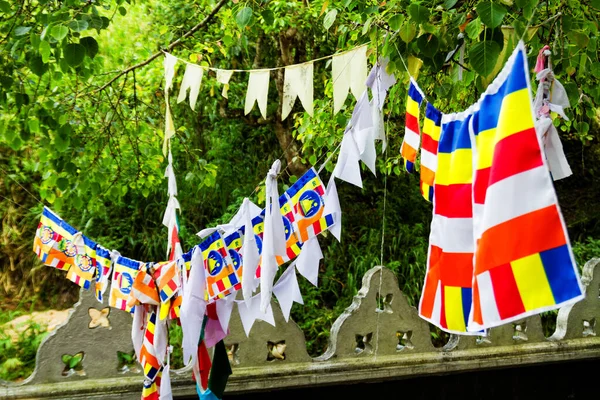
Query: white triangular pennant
216 294 236 333
324 175 342 242
333 132 363 188
260 160 287 312
332 45 368 114
245 70 270 119
180 247 206 365
216 69 234 98
164 53 178 94
241 199 260 302
296 237 322 286
272 262 304 322
282 63 314 120
177 63 204 110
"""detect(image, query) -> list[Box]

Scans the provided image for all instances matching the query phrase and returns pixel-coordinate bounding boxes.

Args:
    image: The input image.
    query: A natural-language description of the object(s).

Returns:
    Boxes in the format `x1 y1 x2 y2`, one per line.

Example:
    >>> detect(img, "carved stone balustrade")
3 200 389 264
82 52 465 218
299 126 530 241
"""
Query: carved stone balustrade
2 259 600 399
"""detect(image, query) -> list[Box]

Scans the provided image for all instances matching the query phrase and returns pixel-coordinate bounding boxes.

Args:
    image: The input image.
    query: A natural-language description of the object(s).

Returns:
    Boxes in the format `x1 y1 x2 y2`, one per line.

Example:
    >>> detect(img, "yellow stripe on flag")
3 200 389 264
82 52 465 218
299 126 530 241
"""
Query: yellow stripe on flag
444 286 466 332
511 253 555 311
406 97 420 117
475 128 497 170
436 149 473 185
496 88 535 141
40 215 72 239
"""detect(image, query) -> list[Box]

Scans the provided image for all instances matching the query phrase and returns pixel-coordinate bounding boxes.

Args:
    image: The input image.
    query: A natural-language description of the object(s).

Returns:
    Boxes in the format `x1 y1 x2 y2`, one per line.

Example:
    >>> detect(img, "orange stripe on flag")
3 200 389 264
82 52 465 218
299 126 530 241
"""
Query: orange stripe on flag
475 205 567 275
420 165 435 186
439 252 474 288
420 245 442 318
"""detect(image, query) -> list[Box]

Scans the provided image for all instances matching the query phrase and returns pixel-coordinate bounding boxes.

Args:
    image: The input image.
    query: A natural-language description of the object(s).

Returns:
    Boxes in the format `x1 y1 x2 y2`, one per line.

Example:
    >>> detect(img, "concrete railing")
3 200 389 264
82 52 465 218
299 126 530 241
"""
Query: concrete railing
2 258 599 399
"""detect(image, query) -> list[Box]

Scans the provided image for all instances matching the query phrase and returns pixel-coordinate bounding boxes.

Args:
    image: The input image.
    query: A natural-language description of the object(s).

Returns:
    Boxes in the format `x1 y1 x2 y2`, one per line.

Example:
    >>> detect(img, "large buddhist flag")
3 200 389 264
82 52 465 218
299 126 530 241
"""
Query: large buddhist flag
468 42 583 331
400 79 425 173
418 111 475 334
419 103 443 202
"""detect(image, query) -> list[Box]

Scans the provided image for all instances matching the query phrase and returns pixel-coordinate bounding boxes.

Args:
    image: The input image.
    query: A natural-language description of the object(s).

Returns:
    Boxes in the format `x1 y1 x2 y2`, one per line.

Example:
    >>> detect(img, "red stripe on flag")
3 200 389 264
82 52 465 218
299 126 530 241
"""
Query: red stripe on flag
216 280 225 292
439 252 474 288
420 245 442 319
312 221 323 235
489 128 543 187
488 263 526 319
406 112 419 134
475 205 567 275
434 184 472 218
473 166 491 205
421 134 438 154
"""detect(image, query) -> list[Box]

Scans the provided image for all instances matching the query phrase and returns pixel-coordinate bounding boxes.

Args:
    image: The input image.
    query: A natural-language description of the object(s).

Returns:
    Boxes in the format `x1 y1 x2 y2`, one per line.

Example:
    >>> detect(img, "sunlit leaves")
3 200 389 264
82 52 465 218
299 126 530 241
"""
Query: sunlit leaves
51 25 69 41
408 3 430 24
323 9 338 30
68 20 88 32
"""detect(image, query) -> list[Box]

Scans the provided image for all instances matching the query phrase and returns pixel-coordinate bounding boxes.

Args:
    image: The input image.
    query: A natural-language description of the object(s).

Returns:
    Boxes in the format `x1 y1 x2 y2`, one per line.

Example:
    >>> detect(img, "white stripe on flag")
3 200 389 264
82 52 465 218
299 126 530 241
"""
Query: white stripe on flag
431 280 442 325
480 166 556 233
403 128 420 150
476 271 501 326
429 215 474 253
420 148 437 171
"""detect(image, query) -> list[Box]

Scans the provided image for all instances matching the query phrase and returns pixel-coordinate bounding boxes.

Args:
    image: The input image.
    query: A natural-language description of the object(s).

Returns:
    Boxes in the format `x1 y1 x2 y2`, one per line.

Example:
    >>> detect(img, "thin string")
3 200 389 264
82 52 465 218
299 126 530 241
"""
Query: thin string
0 165 44 205
373 31 385 363
164 43 370 73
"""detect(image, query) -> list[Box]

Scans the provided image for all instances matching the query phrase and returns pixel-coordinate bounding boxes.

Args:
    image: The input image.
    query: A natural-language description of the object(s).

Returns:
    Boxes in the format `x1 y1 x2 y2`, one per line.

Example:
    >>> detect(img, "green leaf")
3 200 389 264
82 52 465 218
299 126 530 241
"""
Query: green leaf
39 40 51 63
68 20 88 32
29 56 48 77
88 15 104 30
417 34 439 58
61 354 71 365
236 7 253 29
591 0 600 8
261 9 274 26
80 37 99 58
444 0 458 9
571 31 590 49
399 22 417 43
51 25 69 41
408 3 430 24
388 14 403 31
323 9 338 30
118 6 126 16
14 26 31 36
465 18 482 40
362 17 372 35
469 40 501 76
63 43 85 67
28 119 39 133
0 1 10 13
476 2 507 29
57 177 69 191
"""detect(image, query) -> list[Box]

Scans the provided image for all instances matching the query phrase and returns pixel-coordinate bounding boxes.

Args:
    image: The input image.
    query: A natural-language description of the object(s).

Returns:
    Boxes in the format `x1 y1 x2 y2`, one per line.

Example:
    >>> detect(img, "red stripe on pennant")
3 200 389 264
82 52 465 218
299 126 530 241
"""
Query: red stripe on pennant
312 221 323 236
406 112 419 134
434 184 472 218
421 134 438 154
439 252 474 288
216 280 225 292
489 128 543 187
488 263 526 319
440 284 447 329
420 245 442 319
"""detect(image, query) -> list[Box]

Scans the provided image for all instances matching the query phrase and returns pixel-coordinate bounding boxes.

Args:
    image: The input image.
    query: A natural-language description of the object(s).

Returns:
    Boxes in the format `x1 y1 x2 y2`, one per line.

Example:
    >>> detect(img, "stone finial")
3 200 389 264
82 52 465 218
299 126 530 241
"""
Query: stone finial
550 258 600 341
224 298 310 366
444 315 545 351
316 266 434 361
23 288 139 385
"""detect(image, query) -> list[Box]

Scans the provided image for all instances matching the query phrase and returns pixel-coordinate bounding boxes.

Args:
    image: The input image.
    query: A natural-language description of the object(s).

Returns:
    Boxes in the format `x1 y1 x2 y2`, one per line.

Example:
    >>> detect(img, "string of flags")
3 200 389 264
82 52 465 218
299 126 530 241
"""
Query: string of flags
163 43 369 146
31 37 584 400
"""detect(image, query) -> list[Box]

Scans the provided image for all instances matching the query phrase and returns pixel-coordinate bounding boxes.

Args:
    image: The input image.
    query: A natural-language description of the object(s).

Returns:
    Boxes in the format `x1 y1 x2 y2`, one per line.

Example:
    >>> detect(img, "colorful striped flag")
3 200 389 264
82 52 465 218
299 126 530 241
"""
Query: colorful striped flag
65 235 97 290
468 42 583 331
400 79 425 173
139 310 162 394
419 103 443 202
418 111 475 334
33 207 83 271
94 245 112 303
130 263 160 307
110 256 143 312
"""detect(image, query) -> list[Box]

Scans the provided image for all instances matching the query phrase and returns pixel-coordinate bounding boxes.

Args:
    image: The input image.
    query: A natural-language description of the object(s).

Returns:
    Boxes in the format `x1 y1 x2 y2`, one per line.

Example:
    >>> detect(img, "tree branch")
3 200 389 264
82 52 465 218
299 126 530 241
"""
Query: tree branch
94 0 229 93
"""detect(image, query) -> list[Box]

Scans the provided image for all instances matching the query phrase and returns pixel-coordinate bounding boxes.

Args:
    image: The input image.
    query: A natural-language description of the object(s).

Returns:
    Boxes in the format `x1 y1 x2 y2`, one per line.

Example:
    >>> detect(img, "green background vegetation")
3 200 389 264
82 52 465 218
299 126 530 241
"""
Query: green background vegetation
1 0 599 381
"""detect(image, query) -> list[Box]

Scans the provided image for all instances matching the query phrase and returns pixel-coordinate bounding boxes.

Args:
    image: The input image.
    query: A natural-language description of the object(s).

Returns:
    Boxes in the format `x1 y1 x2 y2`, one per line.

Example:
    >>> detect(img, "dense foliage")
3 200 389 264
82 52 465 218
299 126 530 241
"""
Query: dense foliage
1 0 599 370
